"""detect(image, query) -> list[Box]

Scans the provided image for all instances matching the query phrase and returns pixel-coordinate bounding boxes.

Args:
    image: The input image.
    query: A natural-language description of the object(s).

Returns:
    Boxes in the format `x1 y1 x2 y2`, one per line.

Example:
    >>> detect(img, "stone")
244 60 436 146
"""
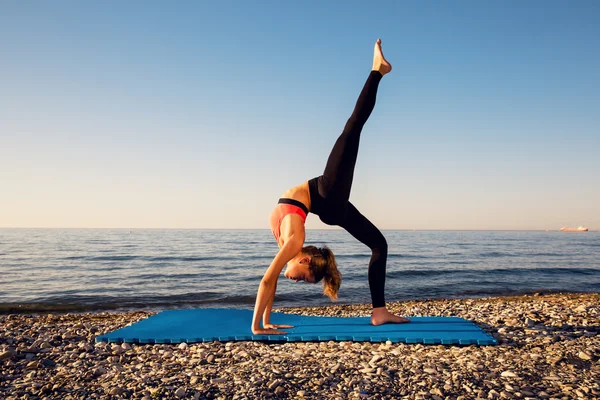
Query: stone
274 386 285 395
40 358 56 367
578 351 592 360
484 388 501 399
0 350 15 361
1 294 599 400
109 388 125 396
370 355 383 364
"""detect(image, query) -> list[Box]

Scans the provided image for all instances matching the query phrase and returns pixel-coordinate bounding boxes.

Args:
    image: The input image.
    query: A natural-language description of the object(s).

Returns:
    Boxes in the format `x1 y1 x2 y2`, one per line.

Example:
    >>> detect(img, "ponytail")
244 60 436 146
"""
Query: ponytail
301 245 342 301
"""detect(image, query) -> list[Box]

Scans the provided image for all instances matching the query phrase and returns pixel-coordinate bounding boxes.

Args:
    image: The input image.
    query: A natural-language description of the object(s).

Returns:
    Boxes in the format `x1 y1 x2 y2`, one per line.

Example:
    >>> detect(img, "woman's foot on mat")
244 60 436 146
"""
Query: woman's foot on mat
372 38 392 75
371 307 410 325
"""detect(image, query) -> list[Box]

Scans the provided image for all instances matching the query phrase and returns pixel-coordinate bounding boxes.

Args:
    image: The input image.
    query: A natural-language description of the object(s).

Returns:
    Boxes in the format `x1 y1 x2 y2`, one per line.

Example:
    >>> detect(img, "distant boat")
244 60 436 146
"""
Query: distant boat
560 226 588 232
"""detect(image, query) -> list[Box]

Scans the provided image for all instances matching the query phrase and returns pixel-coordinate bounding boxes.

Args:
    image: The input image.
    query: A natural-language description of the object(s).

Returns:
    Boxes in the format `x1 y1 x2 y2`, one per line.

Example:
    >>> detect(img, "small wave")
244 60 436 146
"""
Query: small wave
88 255 139 261
0 292 225 314
479 251 567 258
386 266 600 279
0 290 324 314
61 254 274 262
220 240 272 245
399 260 475 267
0 303 115 314
524 252 567 257
479 251 514 257
145 256 215 262
337 253 429 259
132 272 223 281
143 255 269 262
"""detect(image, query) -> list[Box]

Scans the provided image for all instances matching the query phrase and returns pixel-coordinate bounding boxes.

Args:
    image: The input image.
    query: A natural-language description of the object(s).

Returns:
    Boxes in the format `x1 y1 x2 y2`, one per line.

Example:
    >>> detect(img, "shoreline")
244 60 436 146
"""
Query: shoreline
2 290 597 316
1 293 599 399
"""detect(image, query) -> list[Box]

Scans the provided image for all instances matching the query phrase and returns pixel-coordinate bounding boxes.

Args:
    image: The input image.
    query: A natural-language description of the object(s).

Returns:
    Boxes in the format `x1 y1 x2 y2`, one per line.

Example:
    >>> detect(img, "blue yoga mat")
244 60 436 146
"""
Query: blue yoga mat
96 308 496 345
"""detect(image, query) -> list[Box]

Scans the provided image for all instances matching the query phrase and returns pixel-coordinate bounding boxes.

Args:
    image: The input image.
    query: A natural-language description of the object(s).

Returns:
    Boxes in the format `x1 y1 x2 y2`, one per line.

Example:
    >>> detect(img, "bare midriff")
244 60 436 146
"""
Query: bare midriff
280 181 311 212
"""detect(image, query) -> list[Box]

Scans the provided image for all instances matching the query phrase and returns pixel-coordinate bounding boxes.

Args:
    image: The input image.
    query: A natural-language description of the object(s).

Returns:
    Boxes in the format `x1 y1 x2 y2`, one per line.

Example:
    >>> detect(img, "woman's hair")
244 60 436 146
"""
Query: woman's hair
301 245 342 301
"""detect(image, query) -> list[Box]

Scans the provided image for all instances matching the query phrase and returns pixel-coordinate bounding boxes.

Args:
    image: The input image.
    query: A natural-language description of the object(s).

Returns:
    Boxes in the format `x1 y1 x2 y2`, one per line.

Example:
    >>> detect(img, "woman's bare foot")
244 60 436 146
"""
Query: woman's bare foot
372 38 392 75
371 307 410 326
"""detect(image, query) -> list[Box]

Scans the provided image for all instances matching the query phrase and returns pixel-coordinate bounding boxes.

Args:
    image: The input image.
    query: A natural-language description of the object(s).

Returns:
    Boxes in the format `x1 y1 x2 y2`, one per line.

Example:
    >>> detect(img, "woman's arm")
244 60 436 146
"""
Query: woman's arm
263 280 276 325
251 236 302 335
261 281 295 330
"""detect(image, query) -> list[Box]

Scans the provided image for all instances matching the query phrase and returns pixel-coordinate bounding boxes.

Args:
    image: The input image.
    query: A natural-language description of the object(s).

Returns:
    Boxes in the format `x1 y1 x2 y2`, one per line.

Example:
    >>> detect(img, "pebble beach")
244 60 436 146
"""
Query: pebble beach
1 293 599 400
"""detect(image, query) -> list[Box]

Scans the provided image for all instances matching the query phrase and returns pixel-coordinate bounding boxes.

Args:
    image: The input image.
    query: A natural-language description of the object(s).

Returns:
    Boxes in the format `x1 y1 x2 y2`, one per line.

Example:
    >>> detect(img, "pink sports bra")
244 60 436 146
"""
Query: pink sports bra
269 198 308 242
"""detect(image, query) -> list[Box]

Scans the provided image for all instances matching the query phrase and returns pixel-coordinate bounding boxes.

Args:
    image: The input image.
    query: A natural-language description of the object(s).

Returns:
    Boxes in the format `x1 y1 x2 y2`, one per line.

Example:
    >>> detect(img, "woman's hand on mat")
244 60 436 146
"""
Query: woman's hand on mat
370 307 411 326
263 323 294 330
252 327 288 335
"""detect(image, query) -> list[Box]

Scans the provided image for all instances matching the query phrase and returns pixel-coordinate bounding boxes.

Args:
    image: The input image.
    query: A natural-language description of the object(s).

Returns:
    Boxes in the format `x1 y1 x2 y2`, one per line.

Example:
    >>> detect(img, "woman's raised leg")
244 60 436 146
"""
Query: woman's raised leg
317 39 392 204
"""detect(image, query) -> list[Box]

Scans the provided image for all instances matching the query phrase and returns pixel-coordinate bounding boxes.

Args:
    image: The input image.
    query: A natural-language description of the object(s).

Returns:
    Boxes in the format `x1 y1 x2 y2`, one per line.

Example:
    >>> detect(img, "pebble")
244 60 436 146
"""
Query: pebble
578 351 592 360
0 350 15 361
0 293 598 399
109 387 125 396
274 386 285 394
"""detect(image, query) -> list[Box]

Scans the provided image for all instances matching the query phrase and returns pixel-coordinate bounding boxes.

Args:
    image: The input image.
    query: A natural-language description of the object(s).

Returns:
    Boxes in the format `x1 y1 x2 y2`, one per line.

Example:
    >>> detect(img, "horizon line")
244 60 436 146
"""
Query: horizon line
0 227 596 232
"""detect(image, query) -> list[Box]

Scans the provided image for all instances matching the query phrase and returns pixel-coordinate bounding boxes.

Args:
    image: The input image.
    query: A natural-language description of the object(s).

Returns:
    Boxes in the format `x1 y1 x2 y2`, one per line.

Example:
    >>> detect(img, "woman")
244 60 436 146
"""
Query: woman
252 39 410 335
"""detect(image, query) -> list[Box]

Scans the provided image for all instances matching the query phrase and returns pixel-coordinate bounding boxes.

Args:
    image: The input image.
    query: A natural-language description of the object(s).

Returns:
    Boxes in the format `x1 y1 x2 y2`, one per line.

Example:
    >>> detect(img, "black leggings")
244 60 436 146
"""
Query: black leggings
308 70 388 308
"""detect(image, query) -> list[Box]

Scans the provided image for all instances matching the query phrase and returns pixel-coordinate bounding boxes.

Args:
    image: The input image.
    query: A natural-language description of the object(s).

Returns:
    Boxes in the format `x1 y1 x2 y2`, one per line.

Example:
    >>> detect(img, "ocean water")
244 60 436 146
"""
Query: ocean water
1 229 599 314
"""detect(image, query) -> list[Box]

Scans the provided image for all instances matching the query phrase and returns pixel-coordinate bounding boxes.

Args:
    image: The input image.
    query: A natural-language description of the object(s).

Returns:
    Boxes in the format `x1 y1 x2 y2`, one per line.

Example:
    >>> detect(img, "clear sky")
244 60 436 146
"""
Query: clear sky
1 0 599 230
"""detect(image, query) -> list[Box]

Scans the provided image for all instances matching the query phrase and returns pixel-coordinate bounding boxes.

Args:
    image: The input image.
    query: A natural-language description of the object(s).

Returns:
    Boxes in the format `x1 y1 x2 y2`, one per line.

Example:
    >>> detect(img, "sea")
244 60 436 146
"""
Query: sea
1 229 599 314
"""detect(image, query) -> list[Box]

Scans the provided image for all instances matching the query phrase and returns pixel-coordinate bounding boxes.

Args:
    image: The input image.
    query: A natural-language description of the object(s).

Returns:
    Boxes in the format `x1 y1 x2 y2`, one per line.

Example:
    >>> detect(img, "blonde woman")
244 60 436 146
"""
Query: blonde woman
252 39 410 335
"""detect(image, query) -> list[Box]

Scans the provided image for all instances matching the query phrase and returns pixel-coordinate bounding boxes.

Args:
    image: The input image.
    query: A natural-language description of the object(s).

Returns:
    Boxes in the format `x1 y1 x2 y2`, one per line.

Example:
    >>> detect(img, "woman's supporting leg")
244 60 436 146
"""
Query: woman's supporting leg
339 202 387 308
341 203 410 324
318 70 382 204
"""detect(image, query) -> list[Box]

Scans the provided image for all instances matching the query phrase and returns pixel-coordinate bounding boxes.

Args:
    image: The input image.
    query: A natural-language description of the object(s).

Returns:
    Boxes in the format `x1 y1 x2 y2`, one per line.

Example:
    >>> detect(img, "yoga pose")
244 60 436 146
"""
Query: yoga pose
252 39 410 335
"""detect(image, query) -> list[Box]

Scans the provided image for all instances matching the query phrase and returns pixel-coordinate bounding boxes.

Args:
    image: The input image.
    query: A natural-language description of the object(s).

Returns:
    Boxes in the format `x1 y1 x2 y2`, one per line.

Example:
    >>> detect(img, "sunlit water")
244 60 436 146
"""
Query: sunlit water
1 229 599 313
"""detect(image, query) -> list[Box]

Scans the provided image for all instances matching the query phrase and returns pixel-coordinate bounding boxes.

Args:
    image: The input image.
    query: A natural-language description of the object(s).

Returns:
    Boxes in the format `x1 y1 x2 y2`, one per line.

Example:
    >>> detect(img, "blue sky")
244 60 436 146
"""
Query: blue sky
1 0 599 230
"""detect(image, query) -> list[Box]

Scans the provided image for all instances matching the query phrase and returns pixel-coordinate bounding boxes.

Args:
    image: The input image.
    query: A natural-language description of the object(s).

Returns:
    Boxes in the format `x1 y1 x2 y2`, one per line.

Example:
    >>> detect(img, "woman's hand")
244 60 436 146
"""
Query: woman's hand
252 327 288 335
263 323 294 330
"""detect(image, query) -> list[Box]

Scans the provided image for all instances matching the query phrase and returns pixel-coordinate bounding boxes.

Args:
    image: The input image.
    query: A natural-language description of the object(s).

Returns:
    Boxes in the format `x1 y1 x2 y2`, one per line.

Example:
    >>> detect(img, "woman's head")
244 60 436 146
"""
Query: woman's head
287 245 341 301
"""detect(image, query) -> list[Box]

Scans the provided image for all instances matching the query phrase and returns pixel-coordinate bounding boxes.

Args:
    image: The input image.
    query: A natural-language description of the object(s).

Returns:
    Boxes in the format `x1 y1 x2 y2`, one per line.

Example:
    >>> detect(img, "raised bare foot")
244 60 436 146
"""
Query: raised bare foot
372 38 392 75
371 307 410 326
